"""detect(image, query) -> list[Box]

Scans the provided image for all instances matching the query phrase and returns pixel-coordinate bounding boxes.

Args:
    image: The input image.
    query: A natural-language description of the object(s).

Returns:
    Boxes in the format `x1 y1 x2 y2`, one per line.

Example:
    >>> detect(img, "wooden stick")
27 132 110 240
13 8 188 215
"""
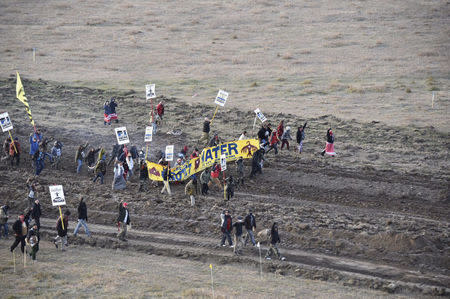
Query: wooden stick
210 106 219 125
8 131 18 154
59 206 64 230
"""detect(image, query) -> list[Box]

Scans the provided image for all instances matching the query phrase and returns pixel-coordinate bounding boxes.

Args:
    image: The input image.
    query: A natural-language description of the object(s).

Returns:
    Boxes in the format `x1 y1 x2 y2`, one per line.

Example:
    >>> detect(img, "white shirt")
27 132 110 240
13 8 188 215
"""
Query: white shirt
123 209 128 224
239 134 247 140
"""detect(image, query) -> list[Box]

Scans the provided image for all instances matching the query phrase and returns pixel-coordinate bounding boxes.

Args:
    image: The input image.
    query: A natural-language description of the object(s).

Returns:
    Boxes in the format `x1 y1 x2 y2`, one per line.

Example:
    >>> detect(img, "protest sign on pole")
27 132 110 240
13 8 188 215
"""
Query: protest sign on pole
115 127 130 145
221 154 227 200
0 112 17 153
49 185 66 230
146 84 156 100
145 126 153 160
254 108 267 123
211 90 228 124
165 145 174 162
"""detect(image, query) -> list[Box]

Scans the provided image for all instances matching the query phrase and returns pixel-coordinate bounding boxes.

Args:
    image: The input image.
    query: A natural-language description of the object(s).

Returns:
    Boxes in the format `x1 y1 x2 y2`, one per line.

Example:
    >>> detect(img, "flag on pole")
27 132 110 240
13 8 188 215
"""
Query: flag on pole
15 71 35 126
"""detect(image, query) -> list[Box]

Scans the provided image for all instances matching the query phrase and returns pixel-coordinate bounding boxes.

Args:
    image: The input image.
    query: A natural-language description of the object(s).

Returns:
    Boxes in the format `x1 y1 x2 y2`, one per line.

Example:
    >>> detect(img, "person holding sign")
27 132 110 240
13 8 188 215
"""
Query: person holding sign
160 161 172 196
9 137 21 167
53 210 70 251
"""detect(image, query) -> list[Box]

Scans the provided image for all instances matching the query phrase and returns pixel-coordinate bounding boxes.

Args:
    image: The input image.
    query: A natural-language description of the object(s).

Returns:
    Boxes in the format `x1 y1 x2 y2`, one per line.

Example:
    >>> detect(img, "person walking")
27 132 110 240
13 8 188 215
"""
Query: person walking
3 137 11 163
296 122 307 154
160 162 172 196
225 176 235 201
31 199 42 230
117 202 130 241
208 163 222 191
138 160 148 192
250 148 265 177
244 210 257 247
265 222 286 260
199 169 210 195
0 204 9 239
73 197 91 237
85 147 101 168
112 161 127 190
277 120 284 141
26 222 40 261
90 156 106 185
156 100 164 125
10 214 27 254
9 137 20 167
266 131 279 154
233 216 245 255
220 210 233 247
103 100 111 125
109 98 119 123
29 133 40 161
280 126 293 150
75 142 89 173
26 178 38 208
321 128 336 157
50 140 63 169
185 177 197 206
54 210 70 251
199 117 211 146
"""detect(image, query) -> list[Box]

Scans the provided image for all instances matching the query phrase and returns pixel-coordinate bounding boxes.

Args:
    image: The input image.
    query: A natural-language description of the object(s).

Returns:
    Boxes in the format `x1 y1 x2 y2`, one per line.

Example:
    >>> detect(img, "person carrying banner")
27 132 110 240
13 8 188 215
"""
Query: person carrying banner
265 222 286 260
321 128 336 156
103 100 111 125
233 216 245 255
185 177 197 206
198 117 211 146
244 210 257 247
190 148 199 159
26 222 40 261
117 202 130 241
29 134 40 161
75 142 89 173
160 162 172 196
109 98 119 123
280 126 293 150
10 214 27 254
296 122 307 154
73 197 91 237
220 210 233 247
208 163 222 191
54 210 70 251
250 148 265 177
238 131 248 141
9 137 21 167
208 133 221 147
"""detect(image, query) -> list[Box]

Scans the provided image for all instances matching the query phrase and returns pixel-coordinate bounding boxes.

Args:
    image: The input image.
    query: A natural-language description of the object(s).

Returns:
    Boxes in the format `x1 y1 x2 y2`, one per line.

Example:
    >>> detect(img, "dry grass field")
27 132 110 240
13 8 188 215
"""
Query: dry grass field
0 0 448 131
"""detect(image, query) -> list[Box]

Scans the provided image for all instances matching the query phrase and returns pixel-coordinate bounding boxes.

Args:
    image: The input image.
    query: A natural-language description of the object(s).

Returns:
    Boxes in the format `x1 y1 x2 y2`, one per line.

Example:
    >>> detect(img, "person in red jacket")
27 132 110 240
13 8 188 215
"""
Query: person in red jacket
156 101 164 125
266 131 279 154
208 163 222 191
9 137 21 167
277 120 284 140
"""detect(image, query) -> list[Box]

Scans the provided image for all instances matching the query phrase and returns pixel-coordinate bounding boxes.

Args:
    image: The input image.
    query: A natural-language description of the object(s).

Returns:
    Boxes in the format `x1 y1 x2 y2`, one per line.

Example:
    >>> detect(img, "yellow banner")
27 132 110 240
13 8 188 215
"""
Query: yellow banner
147 139 259 181
16 71 35 126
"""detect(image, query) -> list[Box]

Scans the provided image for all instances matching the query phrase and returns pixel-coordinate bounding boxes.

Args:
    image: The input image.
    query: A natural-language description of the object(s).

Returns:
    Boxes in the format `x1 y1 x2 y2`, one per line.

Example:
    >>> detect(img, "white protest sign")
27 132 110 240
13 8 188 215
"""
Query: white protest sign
254 108 267 123
0 112 13 132
146 84 156 100
214 90 228 107
220 154 227 171
165 145 174 161
49 185 66 206
144 126 153 142
115 127 130 145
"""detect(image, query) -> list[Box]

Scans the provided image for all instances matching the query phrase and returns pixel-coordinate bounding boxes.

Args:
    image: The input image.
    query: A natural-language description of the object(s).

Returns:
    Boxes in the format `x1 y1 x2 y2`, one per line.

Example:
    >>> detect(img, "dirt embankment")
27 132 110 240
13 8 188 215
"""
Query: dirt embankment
0 78 449 296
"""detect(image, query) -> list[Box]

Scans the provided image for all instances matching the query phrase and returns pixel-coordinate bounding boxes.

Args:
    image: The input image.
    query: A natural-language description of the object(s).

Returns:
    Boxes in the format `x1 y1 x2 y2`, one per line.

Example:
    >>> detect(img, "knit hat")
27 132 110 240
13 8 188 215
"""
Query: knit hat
123 202 128 207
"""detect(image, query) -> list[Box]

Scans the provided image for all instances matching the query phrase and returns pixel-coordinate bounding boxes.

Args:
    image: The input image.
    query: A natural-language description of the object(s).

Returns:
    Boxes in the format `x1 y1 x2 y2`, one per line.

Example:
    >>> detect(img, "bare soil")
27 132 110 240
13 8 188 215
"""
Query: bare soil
0 78 448 297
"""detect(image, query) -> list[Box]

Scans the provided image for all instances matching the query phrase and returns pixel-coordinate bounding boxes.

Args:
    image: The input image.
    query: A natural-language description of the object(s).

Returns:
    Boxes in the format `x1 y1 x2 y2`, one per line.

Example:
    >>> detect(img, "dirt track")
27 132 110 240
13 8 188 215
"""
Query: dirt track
0 78 449 296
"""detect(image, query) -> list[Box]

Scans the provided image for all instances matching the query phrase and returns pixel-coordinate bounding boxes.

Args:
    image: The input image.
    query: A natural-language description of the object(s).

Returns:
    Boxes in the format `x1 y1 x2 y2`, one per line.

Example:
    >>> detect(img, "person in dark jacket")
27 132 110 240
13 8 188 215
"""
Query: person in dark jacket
244 210 257 246
9 137 21 167
265 222 285 260
85 147 101 168
199 169 210 195
31 199 42 230
220 210 233 247
321 128 336 157
54 210 70 251
90 156 107 185
208 133 221 147
156 101 164 123
117 202 130 241
233 216 245 255
108 144 120 166
225 176 235 201
103 100 111 125
160 162 172 196
235 157 244 187
73 197 91 237
139 160 149 192
250 148 265 177
10 214 27 253
109 98 119 123
296 122 307 154
199 117 211 146
26 222 40 261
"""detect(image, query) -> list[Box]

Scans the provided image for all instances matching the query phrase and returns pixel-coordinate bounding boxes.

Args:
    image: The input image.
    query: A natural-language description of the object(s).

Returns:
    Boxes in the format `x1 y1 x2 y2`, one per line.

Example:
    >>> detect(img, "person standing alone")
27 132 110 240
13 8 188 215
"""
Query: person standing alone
117 202 130 241
73 197 91 237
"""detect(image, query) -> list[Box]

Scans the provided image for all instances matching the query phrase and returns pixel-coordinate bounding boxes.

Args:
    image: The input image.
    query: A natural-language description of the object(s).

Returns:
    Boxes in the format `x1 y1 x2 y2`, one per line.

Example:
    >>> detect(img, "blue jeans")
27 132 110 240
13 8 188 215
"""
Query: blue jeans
245 228 256 246
35 160 44 175
221 231 233 246
77 159 83 173
93 172 104 184
0 223 8 238
73 219 91 237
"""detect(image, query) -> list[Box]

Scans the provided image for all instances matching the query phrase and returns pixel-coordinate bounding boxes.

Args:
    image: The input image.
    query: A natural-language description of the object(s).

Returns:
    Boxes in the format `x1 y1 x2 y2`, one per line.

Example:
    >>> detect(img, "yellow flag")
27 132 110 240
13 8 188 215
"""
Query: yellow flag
209 264 212 269
15 71 35 126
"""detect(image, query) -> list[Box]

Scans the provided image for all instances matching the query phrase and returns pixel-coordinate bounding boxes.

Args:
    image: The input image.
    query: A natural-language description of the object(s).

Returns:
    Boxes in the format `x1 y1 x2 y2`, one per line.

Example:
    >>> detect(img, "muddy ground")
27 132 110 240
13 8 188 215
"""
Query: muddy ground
0 77 449 296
